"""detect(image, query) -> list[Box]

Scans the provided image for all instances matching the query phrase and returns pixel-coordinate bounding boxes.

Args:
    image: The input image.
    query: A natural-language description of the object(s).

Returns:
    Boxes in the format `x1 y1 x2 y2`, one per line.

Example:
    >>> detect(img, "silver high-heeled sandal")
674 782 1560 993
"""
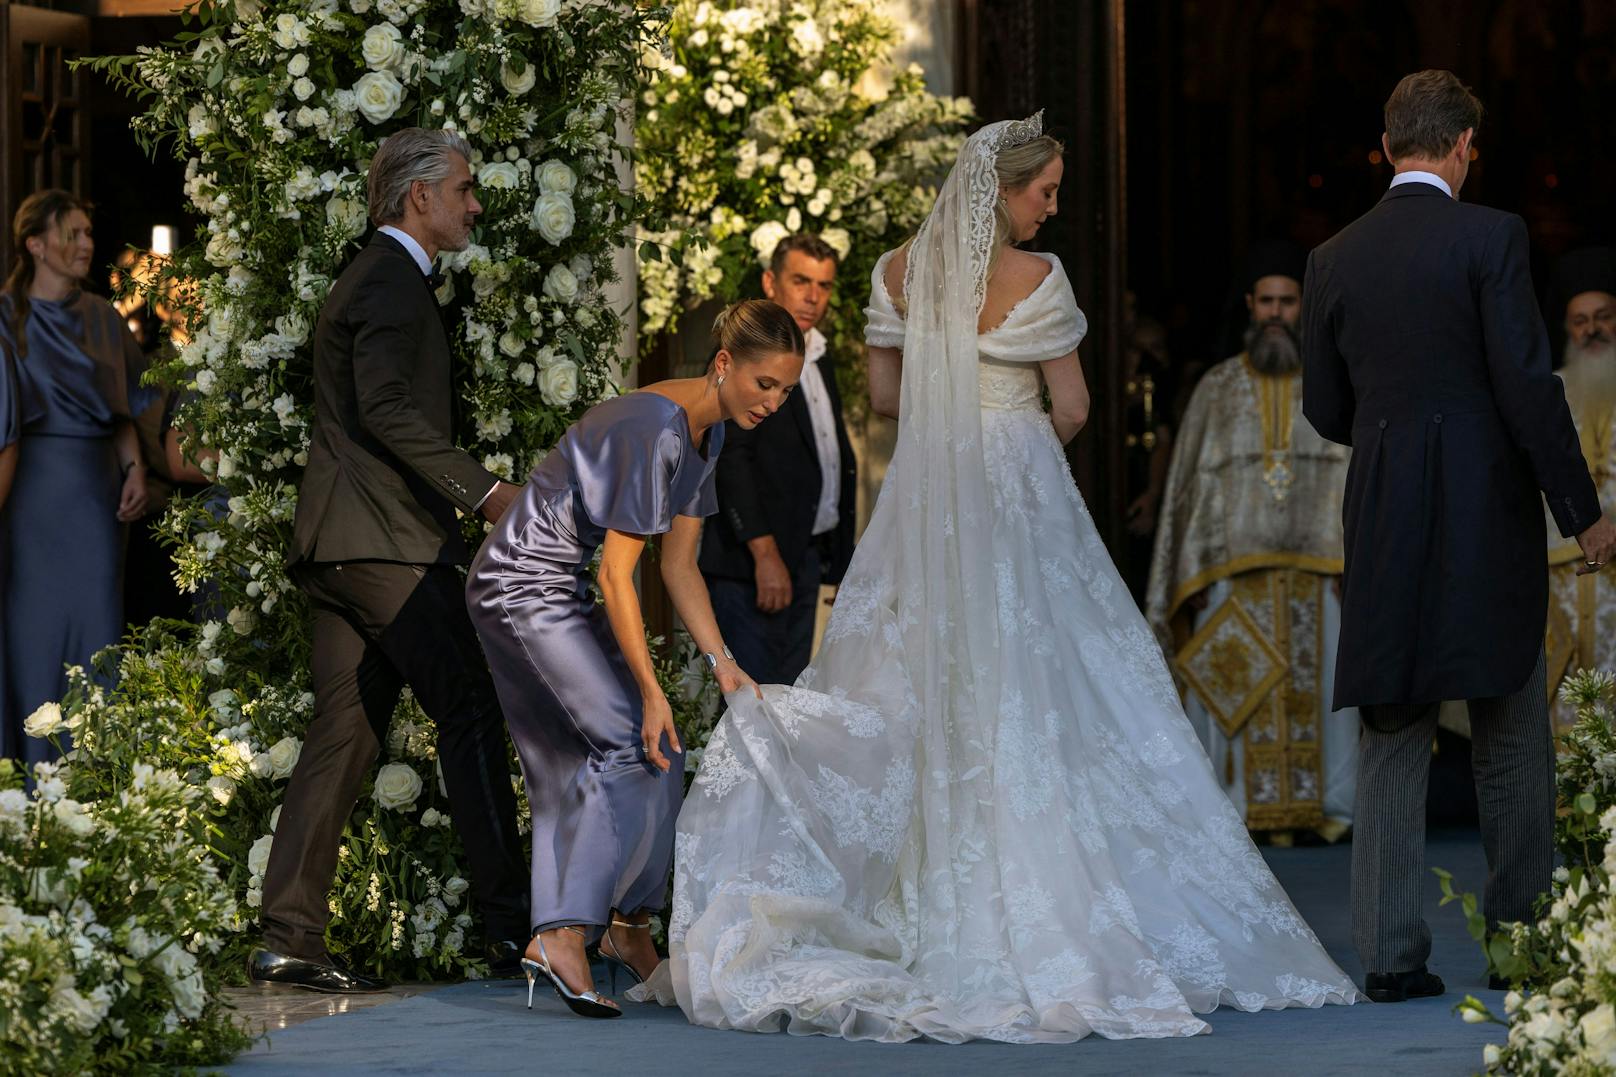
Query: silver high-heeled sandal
521 927 620 1019
597 917 659 994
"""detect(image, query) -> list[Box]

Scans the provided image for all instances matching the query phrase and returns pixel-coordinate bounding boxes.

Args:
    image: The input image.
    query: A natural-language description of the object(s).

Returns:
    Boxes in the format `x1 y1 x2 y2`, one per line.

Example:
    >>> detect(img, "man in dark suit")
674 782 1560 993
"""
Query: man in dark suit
700 234 857 685
250 128 529 992
1303 70 1616 1004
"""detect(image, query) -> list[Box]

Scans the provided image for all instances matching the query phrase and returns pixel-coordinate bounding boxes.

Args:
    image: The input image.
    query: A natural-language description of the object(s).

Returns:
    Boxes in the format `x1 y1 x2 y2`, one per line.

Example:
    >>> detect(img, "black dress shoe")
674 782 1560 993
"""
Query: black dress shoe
485 939 525 979
1364 966 1445 1003
248 948 388 994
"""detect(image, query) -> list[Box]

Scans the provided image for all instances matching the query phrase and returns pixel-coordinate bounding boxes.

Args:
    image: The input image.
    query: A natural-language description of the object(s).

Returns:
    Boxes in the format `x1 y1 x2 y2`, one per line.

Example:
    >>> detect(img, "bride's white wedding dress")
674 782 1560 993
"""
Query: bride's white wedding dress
636 116 1358 1043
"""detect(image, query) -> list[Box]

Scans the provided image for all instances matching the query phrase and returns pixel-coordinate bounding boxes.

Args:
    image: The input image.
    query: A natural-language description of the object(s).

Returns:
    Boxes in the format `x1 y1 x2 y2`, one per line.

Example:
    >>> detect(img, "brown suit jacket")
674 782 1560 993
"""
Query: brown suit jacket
290 232 495 566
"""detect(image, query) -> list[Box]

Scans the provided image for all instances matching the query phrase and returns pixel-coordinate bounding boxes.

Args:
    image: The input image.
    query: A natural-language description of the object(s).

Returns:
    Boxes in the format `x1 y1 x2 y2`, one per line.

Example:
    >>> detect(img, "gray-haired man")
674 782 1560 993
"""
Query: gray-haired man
250 128 529 991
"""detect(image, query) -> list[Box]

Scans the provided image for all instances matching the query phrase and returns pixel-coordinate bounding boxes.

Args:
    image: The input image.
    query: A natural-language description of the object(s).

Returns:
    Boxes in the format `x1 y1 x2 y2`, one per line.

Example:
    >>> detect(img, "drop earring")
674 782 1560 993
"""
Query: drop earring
716 374 726 387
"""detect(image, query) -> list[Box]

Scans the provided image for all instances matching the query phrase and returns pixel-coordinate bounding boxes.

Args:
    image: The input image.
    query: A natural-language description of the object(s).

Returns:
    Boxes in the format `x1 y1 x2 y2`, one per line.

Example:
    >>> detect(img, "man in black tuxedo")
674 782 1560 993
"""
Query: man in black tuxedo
1303 71 1616 1004
250 128 530 992
700 234 857 685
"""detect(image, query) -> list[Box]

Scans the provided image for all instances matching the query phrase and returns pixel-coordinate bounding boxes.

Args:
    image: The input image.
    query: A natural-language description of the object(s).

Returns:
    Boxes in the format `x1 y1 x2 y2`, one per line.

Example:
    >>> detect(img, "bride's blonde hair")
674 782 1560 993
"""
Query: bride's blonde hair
988 134 1064 277
890 131 1065 315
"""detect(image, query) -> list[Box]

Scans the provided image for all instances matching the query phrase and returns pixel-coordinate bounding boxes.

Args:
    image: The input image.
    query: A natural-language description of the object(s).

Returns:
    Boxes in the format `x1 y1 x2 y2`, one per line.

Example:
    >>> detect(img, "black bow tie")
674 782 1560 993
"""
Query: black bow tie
426 269 446 290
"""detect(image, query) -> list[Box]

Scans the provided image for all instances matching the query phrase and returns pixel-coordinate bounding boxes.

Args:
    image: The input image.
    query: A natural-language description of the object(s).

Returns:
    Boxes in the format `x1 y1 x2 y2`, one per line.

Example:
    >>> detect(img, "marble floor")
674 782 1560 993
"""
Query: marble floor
225 982 443 1036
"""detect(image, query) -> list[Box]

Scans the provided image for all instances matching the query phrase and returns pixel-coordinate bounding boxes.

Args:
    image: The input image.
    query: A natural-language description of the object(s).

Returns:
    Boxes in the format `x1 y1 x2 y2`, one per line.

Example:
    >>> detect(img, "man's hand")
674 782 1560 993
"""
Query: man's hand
1576 515 1616 575
479 480 523 524
753 547 792 613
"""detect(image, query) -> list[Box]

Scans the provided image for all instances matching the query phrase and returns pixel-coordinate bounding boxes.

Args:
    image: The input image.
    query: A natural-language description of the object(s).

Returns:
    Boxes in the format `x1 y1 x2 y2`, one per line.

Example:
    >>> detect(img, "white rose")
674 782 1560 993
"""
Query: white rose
500 59 535 96
360 23 405 71
170 970 206 1019
275 310 310 346
748 220 790 264
23 702 65 739
292 77 316 101
1582 1003 1616 1061
266 736 302 779
530 192 575 245
49 979 108 1035
1482 1045 1500 1067
187 104 217 139
498 331 525 358
272 13 306 49
206 775 236 806
247 833 274 877
541 263 578 303
353 70 404 125
513 362 535 386
287 52 310 77
820 227 851 260
536 159 576 195
233 0 261 20
538 359 579 406
477 162 519 190
509 0 559 27
373 762 423 810
785 207 802 232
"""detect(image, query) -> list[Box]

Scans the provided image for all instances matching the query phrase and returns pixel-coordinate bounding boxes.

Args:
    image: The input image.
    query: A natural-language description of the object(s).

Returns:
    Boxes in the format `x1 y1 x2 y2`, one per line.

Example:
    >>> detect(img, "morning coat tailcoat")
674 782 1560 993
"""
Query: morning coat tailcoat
1302 180 1602 709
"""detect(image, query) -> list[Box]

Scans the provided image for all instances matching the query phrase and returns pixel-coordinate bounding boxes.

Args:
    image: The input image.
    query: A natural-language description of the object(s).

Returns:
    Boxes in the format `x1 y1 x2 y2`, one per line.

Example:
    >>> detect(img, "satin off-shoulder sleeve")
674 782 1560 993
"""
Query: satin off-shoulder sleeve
864 251 906 349
572 408 685 537
978 256 1089 363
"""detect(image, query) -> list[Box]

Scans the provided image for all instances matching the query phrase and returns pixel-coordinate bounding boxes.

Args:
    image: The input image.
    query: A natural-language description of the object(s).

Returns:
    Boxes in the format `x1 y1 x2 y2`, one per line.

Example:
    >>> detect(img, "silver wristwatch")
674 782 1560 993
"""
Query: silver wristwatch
702 646 734 671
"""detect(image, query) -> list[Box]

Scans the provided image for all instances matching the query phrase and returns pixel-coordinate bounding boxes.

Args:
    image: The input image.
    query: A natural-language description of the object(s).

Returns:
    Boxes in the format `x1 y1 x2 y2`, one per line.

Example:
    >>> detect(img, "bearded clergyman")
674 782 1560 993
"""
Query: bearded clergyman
1546 247 1616 729
1146 241 1356 841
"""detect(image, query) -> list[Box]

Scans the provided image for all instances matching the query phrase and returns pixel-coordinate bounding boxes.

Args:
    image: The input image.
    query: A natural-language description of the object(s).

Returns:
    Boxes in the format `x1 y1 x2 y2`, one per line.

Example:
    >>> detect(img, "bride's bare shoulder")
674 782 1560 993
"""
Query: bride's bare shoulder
881 245 908 304
996 248 1055 298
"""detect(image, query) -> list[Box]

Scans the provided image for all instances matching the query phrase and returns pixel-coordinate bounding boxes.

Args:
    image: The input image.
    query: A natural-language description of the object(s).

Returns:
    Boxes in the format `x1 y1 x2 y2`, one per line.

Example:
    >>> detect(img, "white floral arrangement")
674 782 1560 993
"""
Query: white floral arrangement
634 0 971 385
0 755 250 1072
1445 669 1616 1072
65 0 662 983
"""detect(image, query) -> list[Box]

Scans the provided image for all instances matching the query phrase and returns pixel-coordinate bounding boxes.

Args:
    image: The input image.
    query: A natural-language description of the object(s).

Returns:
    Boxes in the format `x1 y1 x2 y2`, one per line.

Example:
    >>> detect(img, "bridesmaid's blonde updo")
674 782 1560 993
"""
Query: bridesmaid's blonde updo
709 299 804 366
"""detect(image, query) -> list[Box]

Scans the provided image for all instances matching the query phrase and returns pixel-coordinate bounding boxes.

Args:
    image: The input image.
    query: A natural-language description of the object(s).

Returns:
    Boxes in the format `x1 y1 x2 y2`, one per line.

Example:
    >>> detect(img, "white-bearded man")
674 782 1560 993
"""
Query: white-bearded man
1546 246 1616 729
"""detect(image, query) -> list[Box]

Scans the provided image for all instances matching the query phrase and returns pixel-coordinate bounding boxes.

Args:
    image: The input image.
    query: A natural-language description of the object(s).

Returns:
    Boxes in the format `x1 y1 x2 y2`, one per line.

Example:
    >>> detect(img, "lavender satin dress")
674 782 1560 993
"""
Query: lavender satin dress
467 392 723 937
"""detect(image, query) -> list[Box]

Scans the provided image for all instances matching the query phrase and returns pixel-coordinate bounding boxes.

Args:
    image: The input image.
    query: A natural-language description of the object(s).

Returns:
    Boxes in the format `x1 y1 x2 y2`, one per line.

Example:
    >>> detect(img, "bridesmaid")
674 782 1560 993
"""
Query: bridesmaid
467 299 805 1018
1 190 153 765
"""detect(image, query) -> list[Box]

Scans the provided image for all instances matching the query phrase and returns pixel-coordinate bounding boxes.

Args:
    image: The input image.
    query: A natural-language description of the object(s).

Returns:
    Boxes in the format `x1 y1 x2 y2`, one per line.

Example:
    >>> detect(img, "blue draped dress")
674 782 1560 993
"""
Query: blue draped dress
0 291 152 764
467 391 723 937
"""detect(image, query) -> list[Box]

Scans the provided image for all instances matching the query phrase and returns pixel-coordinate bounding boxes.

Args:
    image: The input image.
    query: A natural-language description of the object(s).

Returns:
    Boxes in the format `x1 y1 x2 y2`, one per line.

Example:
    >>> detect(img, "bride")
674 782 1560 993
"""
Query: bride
633 113 1360 1043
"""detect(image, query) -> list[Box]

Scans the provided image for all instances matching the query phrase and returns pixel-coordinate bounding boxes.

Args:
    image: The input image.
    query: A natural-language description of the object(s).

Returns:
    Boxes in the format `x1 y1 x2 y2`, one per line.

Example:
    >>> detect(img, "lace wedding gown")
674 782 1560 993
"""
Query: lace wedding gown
638 114 1358 1042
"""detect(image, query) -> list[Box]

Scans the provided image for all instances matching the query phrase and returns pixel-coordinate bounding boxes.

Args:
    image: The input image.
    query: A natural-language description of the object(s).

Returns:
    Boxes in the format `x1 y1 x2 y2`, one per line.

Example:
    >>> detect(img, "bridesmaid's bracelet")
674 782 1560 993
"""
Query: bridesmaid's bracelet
703 646 734 671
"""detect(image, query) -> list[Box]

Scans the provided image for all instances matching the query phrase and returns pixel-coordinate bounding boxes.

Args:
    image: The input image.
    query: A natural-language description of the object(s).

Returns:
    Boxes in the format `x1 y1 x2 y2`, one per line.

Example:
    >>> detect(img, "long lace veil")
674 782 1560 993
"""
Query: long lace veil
893 114 1046 836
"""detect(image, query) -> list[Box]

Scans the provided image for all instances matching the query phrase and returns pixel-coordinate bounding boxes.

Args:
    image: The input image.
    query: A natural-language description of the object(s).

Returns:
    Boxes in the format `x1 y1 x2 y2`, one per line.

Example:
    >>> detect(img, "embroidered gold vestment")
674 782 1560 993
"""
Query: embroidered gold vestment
1146 354 1351 831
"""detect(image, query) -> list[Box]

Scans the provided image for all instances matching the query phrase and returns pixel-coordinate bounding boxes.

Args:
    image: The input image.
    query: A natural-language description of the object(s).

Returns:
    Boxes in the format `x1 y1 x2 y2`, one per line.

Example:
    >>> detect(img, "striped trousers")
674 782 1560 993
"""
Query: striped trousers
1351 651 1554 974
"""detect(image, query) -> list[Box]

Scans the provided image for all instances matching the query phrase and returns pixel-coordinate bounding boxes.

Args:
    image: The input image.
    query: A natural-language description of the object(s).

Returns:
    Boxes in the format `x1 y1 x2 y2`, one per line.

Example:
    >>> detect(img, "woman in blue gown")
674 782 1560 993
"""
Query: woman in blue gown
1 190 153 766
467 300 804 1017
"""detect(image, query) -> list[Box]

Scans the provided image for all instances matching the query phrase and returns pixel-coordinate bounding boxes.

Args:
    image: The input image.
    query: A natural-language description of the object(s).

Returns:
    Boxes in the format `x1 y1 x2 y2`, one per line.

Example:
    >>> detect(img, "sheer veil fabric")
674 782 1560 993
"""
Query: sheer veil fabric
633 116 1360 1042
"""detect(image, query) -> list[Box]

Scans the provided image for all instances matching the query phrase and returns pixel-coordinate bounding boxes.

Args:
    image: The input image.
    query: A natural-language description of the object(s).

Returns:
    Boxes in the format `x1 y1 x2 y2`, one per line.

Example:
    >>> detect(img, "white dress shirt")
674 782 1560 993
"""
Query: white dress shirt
1389 170 1453 198
376 225 498 510
798 327 842 536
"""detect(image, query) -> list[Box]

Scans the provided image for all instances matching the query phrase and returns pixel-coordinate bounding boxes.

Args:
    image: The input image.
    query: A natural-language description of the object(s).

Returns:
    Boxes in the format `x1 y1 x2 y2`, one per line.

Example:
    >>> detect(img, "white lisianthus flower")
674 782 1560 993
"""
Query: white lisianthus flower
288 52 310 77
500 59 536 96
749 220 790 264
539 359 580 406
23 702 65 739
206 775 236 805
353 70 404 124
513 362 535 386
247 833 274 877
266 736 302 779
374 762 424 809
537 159 576 195
542 263 579 303
360 22 406 70
530 192 575 244
53 799 94 838
476 161 519 189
